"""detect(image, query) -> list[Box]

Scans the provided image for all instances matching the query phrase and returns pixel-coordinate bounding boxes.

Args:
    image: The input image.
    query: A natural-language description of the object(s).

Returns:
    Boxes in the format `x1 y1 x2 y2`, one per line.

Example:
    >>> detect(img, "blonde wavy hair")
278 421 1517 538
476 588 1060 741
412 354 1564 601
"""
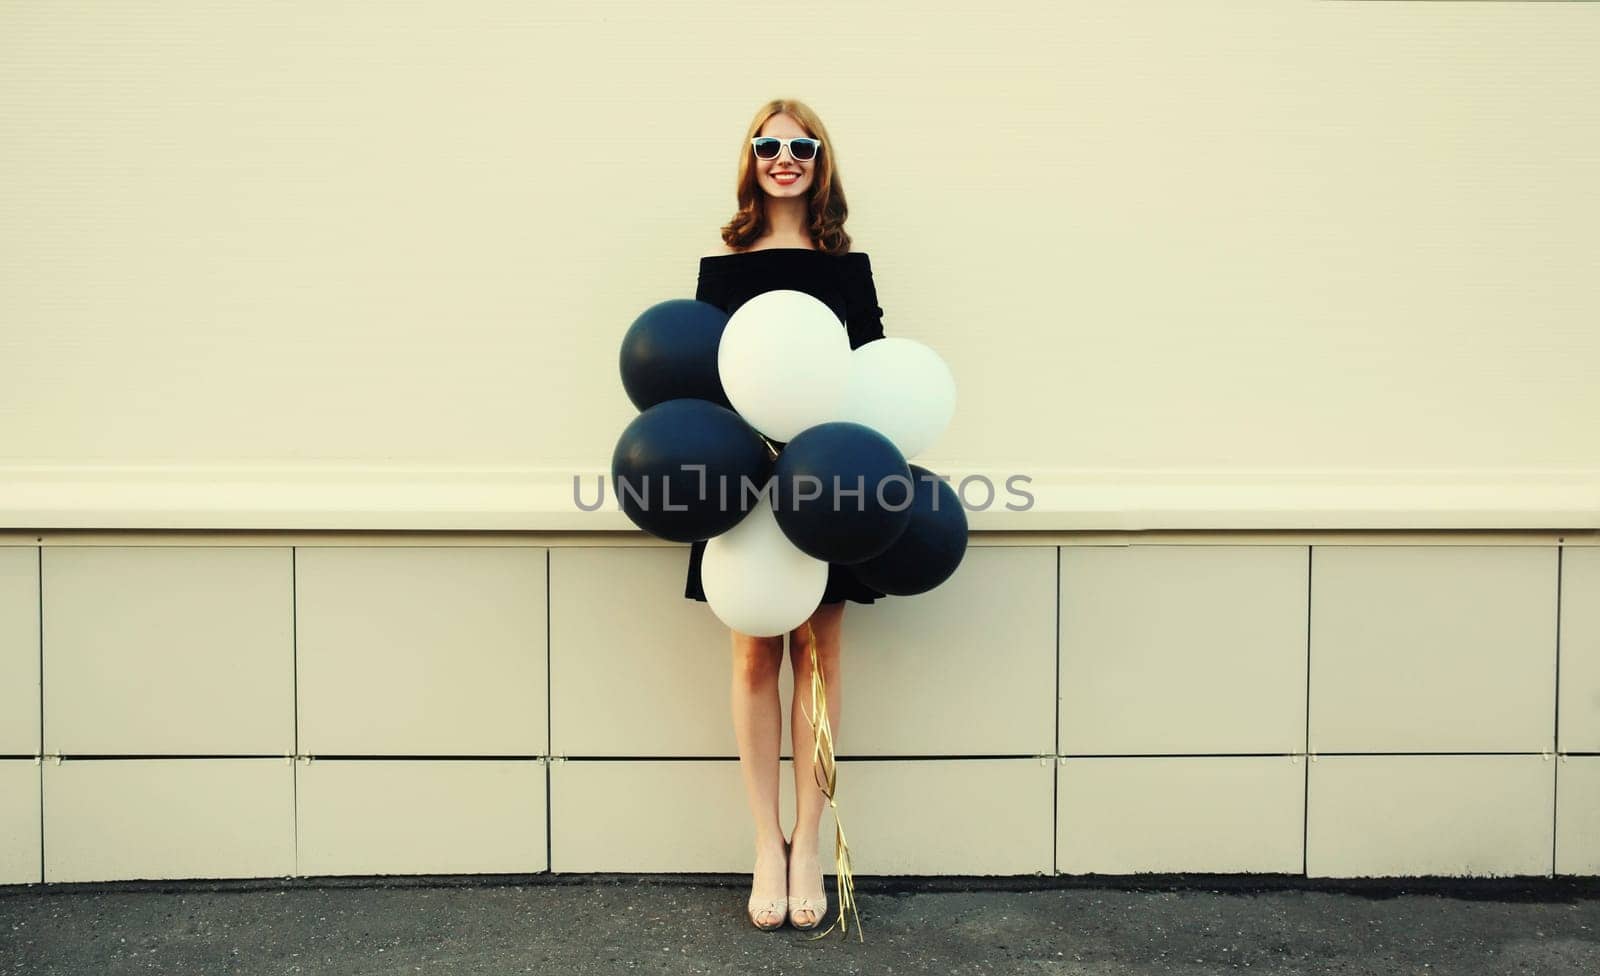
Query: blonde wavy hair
720 98 852 255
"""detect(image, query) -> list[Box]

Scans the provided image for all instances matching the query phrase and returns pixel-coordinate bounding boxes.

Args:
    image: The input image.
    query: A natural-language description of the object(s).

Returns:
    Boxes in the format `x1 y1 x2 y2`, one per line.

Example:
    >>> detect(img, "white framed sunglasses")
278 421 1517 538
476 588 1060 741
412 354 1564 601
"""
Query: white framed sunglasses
751 136 822 161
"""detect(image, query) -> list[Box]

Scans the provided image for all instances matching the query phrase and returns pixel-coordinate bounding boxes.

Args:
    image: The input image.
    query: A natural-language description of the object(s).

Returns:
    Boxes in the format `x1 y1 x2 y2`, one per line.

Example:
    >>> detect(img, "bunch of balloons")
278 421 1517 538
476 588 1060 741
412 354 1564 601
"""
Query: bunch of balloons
613 290 965 636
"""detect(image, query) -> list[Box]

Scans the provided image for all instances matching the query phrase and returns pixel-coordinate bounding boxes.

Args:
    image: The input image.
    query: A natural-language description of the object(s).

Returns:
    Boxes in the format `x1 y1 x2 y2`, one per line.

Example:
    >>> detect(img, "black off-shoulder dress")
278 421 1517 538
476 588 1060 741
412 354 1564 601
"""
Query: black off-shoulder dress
685 247 889 606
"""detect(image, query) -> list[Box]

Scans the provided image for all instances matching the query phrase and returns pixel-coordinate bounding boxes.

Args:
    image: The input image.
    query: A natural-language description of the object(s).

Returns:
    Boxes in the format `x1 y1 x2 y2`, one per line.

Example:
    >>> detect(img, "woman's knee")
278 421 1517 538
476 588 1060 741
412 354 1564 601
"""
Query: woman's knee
731 632 783 683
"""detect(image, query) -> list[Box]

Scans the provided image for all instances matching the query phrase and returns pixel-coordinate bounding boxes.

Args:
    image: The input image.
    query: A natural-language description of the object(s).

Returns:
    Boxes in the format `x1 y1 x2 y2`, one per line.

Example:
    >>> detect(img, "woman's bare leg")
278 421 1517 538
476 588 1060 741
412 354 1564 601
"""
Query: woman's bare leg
787 600 845 927
730 628 786 926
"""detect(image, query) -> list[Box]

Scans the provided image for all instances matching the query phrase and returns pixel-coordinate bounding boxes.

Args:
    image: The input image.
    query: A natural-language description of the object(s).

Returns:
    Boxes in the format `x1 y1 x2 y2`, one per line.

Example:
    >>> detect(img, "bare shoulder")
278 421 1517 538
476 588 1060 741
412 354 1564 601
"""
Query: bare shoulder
703 240 739 258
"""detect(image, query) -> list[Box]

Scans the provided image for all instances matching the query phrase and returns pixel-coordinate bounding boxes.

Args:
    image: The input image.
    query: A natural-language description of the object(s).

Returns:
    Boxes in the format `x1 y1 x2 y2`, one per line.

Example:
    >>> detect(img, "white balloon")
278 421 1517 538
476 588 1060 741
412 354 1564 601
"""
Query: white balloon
718 290 852 442
701 493 828 637
839 337 956 458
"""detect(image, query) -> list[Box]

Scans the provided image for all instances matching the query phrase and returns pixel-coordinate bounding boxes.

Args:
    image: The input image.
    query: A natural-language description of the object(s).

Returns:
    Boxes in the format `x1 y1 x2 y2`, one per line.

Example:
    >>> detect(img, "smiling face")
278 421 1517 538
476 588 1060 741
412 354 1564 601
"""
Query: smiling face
754 113 817 199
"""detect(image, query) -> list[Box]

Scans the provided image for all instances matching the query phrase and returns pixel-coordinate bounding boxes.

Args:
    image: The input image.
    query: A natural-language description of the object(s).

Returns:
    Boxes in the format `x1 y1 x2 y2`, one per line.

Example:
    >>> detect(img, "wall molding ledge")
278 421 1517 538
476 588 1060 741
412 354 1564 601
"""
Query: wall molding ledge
0 464 1596 532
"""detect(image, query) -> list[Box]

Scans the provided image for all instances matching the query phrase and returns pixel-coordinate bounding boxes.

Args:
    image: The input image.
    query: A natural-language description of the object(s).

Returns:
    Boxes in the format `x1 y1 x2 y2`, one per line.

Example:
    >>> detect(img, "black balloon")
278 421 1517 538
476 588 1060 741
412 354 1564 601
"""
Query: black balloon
619 299 731 410
771 422 913 564
611 399 771 542
848 465 968 595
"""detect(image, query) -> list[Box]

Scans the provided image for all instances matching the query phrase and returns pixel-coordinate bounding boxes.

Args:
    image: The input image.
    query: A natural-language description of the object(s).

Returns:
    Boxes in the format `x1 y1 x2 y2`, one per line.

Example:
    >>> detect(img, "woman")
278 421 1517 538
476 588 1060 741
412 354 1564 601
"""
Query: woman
683 98 888 931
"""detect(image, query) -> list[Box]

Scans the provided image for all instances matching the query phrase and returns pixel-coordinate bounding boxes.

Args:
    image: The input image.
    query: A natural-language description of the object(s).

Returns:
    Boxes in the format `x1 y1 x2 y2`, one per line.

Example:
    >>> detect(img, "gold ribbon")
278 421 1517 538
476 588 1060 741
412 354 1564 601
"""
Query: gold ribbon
795 620 864 942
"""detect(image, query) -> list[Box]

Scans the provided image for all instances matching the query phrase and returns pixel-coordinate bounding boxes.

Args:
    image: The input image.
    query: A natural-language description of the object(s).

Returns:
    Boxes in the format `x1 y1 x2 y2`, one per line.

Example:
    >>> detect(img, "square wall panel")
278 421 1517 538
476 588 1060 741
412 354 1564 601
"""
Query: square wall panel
551 758 1051 876
1309 546 1557 754
297 759 546 877
0 548 40 755
42 547 294 756
43 758 294 883
0 760 41 886
1307 755 1554 878
296 547 547 757
842 547 1057 757
550 547 738 757
1060 546 1308 756
1556 756 1600 876
550 759 754 873
1559 547 1600 751
830 758 1053 875
1058 756 1304 875
551 546 1056 760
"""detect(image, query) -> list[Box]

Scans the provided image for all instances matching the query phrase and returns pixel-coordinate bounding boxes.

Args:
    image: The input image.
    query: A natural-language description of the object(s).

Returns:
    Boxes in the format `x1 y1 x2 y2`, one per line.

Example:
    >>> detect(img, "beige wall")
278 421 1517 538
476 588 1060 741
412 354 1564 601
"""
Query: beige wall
2 534 1597 884
2 2 1598 528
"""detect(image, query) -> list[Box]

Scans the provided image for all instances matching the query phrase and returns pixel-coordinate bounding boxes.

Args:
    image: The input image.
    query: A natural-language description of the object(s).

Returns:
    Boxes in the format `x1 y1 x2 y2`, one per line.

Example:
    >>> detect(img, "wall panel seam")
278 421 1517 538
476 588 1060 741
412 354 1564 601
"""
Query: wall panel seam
38 544 45 883
1551 543 1562 874
1054 545 1061 876
545 547 553 873
1303 545 1312 878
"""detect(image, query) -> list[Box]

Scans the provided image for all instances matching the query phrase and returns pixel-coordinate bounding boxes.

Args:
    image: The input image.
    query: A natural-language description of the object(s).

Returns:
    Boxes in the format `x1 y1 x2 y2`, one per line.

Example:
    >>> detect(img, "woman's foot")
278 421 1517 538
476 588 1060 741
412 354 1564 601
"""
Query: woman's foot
786 836 828 930
747 837 789 931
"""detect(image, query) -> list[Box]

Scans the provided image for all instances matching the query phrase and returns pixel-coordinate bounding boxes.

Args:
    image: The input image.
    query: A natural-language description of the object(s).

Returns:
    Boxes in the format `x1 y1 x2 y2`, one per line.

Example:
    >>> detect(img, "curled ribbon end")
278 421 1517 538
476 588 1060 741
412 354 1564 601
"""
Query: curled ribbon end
796 618 865 943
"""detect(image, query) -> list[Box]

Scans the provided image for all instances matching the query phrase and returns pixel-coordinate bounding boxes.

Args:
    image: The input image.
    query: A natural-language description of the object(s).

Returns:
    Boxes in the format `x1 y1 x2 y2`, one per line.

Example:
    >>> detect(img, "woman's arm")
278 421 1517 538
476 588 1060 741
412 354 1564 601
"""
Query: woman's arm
846 254 886 348
695 261 728 311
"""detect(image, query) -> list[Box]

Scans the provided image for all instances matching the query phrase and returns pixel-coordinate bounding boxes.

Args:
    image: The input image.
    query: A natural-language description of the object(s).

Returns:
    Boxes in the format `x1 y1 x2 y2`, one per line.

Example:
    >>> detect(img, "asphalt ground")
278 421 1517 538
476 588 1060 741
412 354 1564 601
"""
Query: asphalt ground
3 874 1598 975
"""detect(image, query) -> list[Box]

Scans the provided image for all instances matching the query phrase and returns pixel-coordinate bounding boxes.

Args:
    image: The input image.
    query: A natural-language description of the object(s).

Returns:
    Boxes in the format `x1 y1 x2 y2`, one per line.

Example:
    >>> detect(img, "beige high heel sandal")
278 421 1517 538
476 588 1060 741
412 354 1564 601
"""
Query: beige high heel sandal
787 847 827 931
747 839 789 932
